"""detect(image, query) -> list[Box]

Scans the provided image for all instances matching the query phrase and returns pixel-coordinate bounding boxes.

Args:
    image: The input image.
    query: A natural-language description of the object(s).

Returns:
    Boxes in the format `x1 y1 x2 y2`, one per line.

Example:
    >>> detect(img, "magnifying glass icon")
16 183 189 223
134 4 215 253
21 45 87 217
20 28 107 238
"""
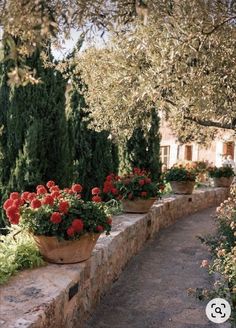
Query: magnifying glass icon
215 307 223 315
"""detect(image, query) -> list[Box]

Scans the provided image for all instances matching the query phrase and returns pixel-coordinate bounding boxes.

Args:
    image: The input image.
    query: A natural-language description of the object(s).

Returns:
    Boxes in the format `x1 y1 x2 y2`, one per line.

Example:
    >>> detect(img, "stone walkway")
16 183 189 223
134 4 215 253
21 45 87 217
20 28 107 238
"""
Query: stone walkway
85 207 221 328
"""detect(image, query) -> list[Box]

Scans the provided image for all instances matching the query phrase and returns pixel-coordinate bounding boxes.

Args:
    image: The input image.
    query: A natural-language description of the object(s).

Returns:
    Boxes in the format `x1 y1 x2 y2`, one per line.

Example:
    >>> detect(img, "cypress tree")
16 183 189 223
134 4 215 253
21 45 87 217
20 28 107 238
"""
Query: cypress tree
66 80 119 199
125 108 162 181
0 48 71 229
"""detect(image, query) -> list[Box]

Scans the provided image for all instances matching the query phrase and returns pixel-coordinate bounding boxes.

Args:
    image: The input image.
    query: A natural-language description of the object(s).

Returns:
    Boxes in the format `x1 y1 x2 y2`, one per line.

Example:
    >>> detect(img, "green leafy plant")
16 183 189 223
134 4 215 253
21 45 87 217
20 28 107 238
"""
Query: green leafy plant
0 228 44 285
102 168 163 201
164 166 196 182
3 181 112 240
208 166 235 178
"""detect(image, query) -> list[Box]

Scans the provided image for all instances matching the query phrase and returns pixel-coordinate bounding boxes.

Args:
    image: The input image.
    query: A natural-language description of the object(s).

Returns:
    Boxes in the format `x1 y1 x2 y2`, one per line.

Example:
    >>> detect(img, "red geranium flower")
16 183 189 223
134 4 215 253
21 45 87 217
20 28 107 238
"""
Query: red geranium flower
138 179 145 186
6 206 20 224
42 195 54 206
13 198 24 207
140 191 147 197
46 180 55 189
27 193 37 202
21 191 30 202
67 226 75 237
31 199 42 209
145 178 151 184
59 201 69 214
111 188 118 195
71 184 83 193
91 187 101 195
10 192 20 200
3 199 14 210
37 186 47 195
50 212 62 224
92 195 102 203
50 185 60 193
96 225 104 232
72 219 84 232
51 191 60 199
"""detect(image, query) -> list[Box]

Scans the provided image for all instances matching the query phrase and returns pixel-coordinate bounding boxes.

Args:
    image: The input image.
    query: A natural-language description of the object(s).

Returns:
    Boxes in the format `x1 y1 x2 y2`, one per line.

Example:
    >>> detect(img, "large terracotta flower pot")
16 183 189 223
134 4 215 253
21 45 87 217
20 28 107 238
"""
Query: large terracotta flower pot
213 176 234 188
121 198 156 213
170 181 195 194
33 233 100 264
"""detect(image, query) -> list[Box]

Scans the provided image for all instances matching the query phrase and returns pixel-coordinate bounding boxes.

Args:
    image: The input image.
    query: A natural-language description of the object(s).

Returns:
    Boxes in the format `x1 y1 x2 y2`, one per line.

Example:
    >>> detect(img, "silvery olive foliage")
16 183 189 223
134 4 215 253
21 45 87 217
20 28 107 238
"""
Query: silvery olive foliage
75 0 236 140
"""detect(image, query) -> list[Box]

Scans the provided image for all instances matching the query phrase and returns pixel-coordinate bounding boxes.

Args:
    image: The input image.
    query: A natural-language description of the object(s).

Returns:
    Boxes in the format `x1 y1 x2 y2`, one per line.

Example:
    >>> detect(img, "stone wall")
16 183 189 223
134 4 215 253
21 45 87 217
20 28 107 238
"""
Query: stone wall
0 188 229 328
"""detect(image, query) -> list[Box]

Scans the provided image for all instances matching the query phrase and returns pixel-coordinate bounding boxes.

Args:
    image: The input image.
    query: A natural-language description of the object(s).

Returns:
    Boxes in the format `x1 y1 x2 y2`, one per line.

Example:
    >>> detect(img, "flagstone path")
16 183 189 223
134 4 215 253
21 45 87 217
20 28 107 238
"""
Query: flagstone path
85 207 230 328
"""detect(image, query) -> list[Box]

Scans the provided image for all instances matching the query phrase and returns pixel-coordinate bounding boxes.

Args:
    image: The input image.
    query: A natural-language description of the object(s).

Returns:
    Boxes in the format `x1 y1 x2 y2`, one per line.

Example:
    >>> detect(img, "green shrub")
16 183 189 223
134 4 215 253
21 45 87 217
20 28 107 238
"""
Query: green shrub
0 228 44 285
164 166 196 182
208 166 235 178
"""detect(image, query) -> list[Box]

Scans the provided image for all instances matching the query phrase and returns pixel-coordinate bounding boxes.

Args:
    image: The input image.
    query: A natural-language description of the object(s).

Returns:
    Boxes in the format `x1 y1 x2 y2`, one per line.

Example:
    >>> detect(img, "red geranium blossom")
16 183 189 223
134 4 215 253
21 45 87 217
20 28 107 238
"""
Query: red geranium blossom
6 206 20 224
37 186 47 195
140 191 147 197
138 179 145 186
59 201 69 214
92 195 102 203
51 191 60 199
71 184 83 193
31 199 42 209
10 192 20 200
13 198 24 207
42 195 54 206
72 219 84 232
50 212 62 224
28 193 37 202
67 226 75 237
96 225 104 232
3 199 14 210
50 185 60 193
21 191 30 202
91 187 101 195
46 180 55 188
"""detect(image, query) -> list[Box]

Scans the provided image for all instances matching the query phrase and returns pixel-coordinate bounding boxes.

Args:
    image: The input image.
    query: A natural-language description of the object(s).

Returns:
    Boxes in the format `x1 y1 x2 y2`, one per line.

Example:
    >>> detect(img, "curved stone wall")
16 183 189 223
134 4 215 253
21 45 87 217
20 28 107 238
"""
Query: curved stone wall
0 188 228 328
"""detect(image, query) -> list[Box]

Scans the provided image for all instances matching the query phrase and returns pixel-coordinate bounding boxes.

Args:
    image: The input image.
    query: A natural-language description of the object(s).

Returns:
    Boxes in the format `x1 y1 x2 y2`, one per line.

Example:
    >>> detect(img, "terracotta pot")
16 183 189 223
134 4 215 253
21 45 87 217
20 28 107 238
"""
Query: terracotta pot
33 233 100 264
170 181 195 194
121 198 156 213
213 176 234 188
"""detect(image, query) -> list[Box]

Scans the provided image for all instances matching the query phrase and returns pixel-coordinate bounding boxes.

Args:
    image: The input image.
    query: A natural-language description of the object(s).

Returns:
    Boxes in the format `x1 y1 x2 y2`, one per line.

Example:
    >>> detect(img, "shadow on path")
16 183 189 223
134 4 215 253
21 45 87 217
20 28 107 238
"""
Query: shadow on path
85 207 218 328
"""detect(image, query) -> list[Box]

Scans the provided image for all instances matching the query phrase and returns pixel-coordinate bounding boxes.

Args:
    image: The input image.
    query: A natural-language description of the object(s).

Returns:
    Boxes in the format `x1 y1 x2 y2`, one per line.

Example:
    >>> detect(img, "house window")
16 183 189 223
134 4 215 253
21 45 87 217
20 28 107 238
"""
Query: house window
160 146 170 167
185 145 193 161
223 142 234 159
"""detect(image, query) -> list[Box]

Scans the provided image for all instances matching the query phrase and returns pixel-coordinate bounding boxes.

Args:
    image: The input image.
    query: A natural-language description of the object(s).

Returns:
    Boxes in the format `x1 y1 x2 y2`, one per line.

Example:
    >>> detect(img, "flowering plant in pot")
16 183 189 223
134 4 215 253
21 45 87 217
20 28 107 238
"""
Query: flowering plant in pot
102 168 163 213
164 165 196 194
3 181 112 264
208 166 235 187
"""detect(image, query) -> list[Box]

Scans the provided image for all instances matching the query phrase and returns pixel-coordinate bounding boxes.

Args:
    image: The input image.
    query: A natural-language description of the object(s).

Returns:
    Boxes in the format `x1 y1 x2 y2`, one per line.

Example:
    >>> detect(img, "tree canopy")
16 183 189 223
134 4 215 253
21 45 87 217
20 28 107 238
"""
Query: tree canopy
74 0 236 141
1 0 236 141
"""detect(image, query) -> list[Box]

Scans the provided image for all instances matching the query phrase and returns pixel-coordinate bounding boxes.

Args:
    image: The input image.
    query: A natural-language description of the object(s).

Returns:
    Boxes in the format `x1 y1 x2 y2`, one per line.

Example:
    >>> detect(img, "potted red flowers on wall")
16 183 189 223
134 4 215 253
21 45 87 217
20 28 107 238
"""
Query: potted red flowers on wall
3 181 111 264
102 168 162 213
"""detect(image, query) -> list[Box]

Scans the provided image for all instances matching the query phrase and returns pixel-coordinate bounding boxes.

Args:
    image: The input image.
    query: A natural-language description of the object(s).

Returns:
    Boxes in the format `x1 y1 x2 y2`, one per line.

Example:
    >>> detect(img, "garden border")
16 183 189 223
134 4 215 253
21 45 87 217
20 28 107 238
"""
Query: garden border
0 187 229 328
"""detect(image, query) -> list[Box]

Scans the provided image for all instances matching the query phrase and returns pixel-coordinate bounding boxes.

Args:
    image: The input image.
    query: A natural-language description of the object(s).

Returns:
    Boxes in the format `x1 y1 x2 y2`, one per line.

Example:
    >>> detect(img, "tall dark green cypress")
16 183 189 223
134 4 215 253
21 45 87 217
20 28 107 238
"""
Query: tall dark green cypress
0 48 72 229
66 80 119 199
126 108 162 181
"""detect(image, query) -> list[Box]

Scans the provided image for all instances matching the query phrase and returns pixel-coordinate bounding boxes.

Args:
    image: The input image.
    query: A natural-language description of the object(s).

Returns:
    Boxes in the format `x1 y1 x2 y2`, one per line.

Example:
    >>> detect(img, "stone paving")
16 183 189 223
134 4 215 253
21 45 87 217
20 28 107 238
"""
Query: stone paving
85 207 224 328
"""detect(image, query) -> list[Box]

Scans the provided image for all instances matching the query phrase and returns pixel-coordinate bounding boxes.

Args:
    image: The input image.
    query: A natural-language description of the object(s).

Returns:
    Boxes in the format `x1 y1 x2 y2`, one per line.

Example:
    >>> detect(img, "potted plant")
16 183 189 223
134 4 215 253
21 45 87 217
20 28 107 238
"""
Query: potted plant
208 166 235 187
164 165 196 194
3 181 112 264
102 168 163 213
